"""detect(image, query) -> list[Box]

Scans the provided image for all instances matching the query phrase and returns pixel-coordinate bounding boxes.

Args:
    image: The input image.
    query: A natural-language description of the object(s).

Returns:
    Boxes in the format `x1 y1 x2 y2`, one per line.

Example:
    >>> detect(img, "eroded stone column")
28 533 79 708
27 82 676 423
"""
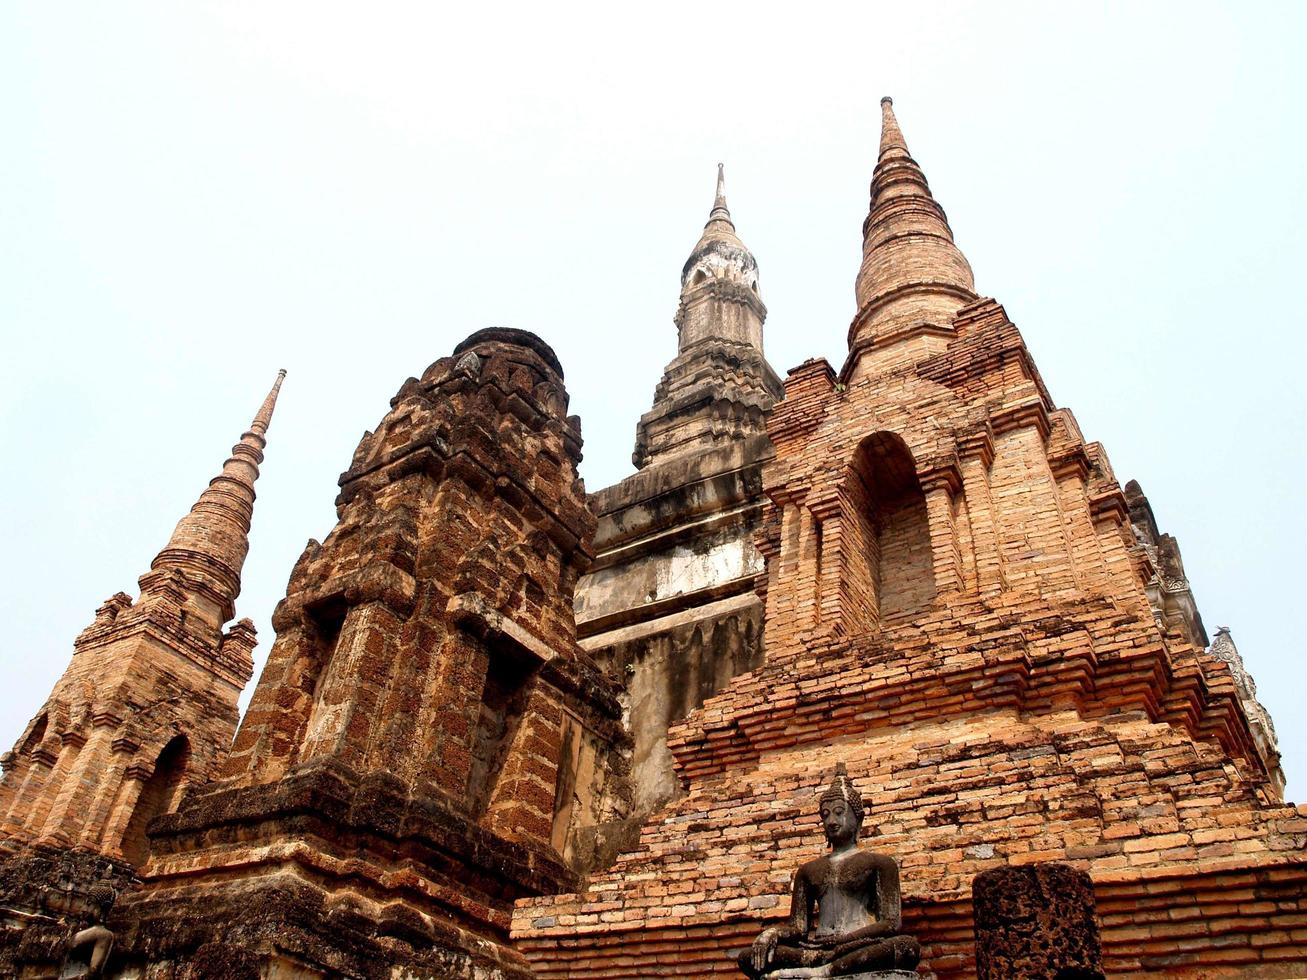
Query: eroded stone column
973 863 1104 980
78 732 140 849
1 745 56 834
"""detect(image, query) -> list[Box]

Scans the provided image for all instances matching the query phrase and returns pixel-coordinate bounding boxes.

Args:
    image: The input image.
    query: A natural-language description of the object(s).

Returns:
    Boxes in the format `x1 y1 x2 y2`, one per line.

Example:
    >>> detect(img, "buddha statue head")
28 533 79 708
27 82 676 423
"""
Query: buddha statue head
818 763 864 850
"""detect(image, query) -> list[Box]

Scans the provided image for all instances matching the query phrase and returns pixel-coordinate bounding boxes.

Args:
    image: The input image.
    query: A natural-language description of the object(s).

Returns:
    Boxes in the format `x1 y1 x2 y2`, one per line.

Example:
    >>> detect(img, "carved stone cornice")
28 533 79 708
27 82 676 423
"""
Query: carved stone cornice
112 734 142 755
1089 489 1130 525
447 592 563 666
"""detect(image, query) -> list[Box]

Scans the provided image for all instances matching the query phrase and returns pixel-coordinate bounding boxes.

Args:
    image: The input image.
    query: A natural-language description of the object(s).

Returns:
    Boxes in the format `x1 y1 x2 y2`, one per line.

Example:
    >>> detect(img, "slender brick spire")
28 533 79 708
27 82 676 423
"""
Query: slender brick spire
848 97 976 364
150 369 286 623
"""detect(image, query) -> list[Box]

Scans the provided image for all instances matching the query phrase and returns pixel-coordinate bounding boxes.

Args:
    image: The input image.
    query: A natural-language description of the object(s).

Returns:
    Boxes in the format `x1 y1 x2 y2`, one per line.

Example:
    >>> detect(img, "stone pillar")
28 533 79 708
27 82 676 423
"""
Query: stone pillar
990 404 1079 594
1090 489 1150 611
300 601 405 770
39 719 119 844
921 467 963 596
973 863 1104 980
29 730 86 840
99 764 149 860
796 507 822 628
484 680 565 846
222 619 320 783
1 744 57 834
1050 450 1106 593
766 498 806 637
811 495 843 626
958 433 1004 596
78 733 140 849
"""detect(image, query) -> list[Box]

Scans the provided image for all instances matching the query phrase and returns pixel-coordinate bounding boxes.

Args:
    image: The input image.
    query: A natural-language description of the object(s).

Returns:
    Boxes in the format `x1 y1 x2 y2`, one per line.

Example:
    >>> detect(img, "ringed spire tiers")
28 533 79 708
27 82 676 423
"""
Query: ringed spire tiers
149 369 287 625
704 162 735 235
847 97 977 378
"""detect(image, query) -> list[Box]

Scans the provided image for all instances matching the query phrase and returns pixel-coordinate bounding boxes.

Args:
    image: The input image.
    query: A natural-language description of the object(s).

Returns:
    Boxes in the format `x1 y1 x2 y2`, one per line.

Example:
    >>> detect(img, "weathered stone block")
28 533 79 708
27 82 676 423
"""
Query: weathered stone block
972 863 1103 980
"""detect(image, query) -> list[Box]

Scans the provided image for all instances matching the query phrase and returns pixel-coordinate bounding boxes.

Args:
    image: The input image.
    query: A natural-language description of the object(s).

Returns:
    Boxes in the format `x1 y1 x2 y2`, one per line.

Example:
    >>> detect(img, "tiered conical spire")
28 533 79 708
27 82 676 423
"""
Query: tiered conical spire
674 164 765 344
634 166 779 468
150 369 286 624
706 163 734 231
685 163 747 265
848 98 976 365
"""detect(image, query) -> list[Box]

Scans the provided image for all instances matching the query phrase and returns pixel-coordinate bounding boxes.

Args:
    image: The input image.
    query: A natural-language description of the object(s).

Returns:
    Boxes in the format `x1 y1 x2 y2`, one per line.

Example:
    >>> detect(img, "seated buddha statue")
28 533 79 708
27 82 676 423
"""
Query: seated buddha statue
738 764 921 978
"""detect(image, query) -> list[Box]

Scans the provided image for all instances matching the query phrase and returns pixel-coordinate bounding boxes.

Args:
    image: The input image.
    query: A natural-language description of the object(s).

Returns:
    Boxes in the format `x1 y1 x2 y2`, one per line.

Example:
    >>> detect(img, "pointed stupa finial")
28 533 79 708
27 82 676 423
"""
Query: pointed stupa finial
706 162 735 232
879 96 907 156
250 368 287 437
846 97 977 378
148 370 288 625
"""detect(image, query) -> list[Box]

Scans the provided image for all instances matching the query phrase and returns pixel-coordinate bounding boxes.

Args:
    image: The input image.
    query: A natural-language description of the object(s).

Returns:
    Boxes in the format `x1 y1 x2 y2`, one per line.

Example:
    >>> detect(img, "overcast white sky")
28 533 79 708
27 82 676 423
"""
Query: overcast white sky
3 2 1304 801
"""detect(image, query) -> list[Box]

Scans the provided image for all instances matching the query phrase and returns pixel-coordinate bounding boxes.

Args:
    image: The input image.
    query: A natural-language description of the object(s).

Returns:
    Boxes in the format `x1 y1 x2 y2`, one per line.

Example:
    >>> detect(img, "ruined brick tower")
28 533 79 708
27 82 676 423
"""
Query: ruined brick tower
514 99 1306 978
112 329 632 978
0 370 282 861
0 372 281 972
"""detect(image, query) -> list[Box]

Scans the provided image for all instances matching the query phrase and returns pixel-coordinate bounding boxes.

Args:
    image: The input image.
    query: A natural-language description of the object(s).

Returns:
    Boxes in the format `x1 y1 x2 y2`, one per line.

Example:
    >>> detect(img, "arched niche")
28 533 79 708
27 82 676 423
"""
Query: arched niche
120 733 191 868
17 712 48 756
841 431 935 631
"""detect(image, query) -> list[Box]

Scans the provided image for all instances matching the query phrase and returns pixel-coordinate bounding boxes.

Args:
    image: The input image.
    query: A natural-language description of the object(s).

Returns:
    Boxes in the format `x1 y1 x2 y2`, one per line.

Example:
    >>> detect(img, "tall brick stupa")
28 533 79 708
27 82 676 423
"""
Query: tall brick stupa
0 371 283 962
512 99 1307 977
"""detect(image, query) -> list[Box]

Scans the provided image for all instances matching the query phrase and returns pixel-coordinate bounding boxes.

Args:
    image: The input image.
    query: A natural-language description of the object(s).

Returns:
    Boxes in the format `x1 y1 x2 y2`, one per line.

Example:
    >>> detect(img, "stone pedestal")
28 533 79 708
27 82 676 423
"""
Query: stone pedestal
972 863 1103 980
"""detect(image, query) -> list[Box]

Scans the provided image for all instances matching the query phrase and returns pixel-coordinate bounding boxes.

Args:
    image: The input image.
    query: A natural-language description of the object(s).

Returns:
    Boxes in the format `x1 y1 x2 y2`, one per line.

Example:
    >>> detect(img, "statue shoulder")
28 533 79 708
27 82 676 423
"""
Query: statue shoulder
795 854 831 881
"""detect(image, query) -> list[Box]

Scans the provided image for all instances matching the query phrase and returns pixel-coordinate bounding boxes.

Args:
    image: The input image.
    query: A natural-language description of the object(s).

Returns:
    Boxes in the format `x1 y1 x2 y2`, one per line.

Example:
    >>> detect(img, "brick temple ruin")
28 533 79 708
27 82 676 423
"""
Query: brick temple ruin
2 98 1304 978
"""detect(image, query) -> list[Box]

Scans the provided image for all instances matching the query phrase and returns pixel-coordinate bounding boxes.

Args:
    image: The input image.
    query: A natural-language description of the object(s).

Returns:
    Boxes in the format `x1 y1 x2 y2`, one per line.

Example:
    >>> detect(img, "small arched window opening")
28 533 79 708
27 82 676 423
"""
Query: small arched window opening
18 713 48 756
842 432 935 631
120 734 190 868
692 269 708 286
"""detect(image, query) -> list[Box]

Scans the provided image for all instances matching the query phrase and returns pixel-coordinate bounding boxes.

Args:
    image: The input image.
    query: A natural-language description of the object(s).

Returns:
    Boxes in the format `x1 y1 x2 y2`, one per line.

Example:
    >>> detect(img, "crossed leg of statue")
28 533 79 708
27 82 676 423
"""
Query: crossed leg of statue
738 934 921 978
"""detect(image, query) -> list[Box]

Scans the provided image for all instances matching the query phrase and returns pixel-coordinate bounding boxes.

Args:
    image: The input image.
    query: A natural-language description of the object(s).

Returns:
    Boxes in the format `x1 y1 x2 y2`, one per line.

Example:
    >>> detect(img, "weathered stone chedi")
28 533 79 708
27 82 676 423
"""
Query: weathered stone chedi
512 100 1306 976
577 164 782 826
1 96 1303 979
